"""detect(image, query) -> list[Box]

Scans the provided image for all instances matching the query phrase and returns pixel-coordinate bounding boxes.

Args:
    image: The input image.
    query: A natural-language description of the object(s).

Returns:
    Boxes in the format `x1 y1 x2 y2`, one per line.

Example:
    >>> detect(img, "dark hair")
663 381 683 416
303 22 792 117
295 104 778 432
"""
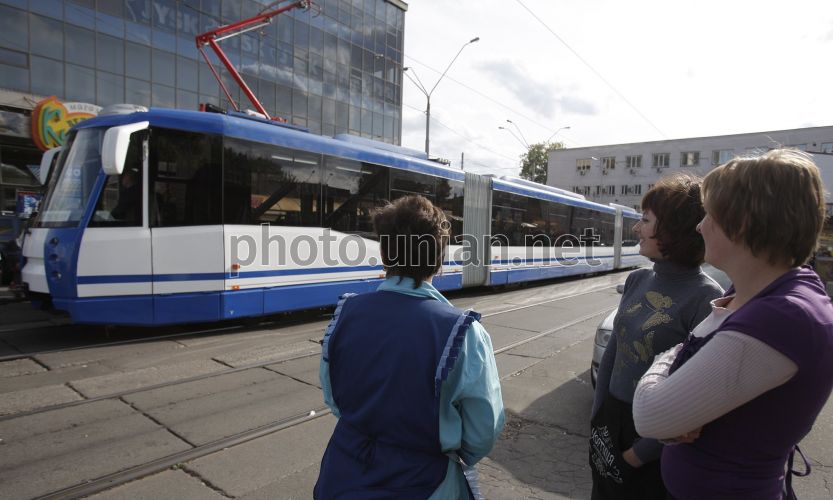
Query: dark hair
703 149 825 267
641 173 706 268
373 195 449 288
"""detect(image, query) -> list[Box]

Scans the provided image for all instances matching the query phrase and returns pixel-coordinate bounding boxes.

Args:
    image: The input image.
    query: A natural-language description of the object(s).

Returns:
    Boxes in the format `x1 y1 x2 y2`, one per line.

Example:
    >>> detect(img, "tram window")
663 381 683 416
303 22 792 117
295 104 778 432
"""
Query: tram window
622 217 639 246
389 169 435 201
546 202 573 242
89 135 143 227
525 197 548 245
491 191 527 246
323 156 388 239
570 207 597 244
149 129 221 227
223 138 322 226
436 178 464 243
598 212 615 246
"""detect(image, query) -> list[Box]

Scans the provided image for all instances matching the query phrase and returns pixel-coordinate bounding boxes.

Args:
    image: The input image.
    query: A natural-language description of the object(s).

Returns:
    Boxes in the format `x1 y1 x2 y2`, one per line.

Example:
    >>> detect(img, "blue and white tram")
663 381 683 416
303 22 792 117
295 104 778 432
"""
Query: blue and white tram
21 106 644 325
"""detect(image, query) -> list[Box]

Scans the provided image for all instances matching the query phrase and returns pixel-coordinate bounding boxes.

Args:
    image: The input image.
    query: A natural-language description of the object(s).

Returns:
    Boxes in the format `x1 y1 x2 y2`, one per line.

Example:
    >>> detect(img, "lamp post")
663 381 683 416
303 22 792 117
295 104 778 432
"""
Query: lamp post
505 119 530 148
404 37 479 156
498 126 528 149
545 126 571 143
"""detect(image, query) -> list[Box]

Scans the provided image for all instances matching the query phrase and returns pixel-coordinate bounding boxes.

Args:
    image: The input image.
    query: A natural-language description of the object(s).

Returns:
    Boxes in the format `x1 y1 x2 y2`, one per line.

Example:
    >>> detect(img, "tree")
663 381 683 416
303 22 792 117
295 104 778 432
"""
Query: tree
519 141 565 184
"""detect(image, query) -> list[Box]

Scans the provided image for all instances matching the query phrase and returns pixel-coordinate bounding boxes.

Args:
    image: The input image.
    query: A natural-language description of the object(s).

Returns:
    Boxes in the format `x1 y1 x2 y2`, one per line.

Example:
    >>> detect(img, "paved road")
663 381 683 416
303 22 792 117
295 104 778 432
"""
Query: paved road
1 273 831 499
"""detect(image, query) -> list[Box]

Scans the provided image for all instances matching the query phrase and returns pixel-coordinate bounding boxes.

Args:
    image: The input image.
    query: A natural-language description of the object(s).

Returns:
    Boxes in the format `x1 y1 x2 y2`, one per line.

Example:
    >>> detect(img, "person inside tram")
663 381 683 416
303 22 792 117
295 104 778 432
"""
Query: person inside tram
632 149 833 499
589 173 724 500
110 167 141 223
315 194 504 499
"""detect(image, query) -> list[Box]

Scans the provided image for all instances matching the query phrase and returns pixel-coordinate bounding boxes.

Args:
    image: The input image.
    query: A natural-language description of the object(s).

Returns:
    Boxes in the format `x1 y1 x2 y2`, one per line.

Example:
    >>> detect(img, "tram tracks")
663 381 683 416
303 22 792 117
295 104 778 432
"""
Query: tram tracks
1 282 618 421
9 285 619 500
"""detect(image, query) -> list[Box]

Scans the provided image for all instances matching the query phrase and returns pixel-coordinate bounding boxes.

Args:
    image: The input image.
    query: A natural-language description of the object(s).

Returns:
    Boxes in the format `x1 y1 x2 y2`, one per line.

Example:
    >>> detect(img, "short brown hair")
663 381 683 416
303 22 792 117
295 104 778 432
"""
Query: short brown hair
702 149 825 267
641 173 706 268
373 195 449 288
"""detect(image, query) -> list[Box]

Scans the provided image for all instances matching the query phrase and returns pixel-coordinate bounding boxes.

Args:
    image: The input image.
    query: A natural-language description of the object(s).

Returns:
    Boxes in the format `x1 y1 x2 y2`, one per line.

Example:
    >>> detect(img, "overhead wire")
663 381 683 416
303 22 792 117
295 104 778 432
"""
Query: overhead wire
513 0 668 139
403 55 580 146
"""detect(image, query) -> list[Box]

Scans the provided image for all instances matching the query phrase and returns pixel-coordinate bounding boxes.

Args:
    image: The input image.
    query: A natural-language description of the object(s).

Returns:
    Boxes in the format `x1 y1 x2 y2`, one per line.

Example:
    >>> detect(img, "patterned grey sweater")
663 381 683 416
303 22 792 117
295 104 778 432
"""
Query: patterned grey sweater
592 260 724 463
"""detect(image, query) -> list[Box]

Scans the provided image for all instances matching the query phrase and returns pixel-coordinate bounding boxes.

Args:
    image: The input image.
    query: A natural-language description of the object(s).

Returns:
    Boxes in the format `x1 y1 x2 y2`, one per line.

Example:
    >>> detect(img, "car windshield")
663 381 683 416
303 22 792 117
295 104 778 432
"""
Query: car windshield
36 129 104 228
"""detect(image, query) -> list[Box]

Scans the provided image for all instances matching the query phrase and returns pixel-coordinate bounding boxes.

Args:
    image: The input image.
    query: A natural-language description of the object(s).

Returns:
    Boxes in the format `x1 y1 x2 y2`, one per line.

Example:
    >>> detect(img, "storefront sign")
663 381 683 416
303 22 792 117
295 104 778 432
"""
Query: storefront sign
31 97 101 151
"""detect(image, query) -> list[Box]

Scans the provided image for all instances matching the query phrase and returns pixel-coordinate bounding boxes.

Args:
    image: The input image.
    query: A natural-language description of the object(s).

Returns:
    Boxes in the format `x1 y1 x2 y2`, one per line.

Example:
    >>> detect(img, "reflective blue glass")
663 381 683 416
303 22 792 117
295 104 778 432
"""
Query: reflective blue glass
30 14 64 60
151 83 175 107
97 70 124 107
30 0 63 20
0 63 27 92
0 5 28 52
125 0 151 24
125 41 150 79
125 77 151 106
65 2 95 29
125 21 151 45
64 24 95 68
151 28 176 52
65 63 95 102
96 11 125 38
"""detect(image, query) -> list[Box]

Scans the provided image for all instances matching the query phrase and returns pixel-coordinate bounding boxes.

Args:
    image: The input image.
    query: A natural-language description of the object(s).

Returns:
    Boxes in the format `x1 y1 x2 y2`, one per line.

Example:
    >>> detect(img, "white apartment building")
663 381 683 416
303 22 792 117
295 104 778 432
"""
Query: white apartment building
547 126 833 211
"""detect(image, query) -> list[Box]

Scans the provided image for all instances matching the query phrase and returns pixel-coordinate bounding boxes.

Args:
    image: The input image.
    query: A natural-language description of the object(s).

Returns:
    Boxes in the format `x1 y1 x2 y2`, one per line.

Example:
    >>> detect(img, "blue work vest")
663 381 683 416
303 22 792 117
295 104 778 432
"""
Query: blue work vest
314 290 479 499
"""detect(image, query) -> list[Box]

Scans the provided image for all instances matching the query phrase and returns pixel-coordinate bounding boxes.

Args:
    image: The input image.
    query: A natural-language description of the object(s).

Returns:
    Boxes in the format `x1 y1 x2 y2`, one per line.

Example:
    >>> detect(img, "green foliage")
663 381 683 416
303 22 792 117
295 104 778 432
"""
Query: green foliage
519 142 565 184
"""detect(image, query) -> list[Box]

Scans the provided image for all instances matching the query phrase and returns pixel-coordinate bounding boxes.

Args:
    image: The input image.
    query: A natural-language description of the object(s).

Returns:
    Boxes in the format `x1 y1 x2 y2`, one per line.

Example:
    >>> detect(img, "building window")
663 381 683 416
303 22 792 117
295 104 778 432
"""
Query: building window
821 143 833 154
789 144 808 151
626 155 642 169
652 153 669 168
577 158 591 175
712 149 734 165
601 185 615 196
681 151 700 166
602 156 615 169
620 184 642 196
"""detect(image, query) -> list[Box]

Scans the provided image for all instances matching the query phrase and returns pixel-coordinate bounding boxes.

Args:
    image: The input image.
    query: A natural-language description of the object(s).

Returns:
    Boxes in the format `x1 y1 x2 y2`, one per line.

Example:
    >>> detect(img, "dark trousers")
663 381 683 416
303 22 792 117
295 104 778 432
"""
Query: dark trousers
589 393 666 500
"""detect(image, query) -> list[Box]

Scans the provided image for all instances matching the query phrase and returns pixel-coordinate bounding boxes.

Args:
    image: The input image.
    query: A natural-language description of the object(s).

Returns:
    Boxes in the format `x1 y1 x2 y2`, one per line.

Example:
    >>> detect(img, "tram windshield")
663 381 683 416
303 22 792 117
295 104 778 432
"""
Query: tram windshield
36 129 104 228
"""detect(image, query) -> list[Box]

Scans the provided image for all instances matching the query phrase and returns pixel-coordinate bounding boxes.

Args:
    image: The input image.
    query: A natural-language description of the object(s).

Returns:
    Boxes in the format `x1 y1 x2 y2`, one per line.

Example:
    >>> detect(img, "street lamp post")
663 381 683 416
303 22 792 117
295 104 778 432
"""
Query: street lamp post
498 126 528 149
404 37 479 156
505 119 530 148
545 126 571 143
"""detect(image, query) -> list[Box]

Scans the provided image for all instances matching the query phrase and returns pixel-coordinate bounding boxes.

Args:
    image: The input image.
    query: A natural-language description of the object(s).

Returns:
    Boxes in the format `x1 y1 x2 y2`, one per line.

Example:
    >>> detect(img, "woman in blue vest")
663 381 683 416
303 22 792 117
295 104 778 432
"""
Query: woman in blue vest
315 194 505 499
633 149 833 499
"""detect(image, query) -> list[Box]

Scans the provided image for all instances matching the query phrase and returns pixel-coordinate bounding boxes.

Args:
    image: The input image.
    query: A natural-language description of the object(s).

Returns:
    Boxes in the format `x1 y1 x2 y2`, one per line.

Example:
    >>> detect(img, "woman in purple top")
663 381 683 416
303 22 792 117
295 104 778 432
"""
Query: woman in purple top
633 149 833 499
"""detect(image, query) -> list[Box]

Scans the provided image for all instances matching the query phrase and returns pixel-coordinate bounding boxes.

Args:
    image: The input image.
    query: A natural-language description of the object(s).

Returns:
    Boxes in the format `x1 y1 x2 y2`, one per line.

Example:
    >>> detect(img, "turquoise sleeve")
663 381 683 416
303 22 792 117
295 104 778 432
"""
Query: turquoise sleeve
438 320 505 465
319 355 340 418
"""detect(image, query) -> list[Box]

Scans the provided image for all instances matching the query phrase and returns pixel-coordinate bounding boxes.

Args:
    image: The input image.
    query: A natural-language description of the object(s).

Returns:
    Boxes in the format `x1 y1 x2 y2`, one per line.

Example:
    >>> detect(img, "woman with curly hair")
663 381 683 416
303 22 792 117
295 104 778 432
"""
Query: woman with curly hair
315 195 504 499
590 173 724 499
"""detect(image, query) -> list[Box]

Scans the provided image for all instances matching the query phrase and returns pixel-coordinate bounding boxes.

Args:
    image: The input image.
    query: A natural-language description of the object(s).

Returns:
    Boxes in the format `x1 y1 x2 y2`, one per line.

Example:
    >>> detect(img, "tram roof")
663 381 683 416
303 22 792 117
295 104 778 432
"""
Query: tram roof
74 108 466 181
74 108 625 215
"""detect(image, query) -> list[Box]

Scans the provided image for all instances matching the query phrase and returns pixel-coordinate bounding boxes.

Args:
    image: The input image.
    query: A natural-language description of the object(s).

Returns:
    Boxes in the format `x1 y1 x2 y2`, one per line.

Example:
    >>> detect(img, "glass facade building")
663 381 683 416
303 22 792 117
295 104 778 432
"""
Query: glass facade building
0 0 406 143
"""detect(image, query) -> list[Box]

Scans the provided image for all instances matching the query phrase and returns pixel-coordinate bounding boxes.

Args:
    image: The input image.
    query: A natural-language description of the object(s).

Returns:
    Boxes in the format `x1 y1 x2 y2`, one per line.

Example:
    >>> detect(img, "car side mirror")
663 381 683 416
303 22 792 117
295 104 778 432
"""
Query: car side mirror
102 121 149 175
616 284 625 294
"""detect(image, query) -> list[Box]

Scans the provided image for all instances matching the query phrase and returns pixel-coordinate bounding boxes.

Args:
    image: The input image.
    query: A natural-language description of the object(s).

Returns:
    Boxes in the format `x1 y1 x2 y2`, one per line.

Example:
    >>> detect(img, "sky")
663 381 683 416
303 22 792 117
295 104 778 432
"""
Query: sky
400 0 833 177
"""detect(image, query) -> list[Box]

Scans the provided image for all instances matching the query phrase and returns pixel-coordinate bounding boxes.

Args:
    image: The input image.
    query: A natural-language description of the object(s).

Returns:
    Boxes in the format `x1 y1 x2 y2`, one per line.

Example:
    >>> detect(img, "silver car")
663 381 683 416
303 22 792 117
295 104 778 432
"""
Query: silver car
590 264 732 388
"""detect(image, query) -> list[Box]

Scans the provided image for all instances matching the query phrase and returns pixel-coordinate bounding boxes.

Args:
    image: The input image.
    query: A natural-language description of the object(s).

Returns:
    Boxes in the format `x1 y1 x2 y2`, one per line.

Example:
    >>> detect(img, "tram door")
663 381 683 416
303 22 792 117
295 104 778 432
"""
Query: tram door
149 129 225 324
76 134 154 323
